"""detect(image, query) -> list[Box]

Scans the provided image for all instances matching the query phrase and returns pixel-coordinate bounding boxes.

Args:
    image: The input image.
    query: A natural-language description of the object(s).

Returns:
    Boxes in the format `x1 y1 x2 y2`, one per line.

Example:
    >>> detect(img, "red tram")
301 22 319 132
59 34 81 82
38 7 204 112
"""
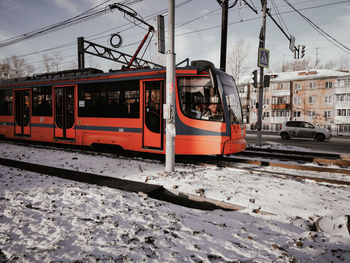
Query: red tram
0 62 246 155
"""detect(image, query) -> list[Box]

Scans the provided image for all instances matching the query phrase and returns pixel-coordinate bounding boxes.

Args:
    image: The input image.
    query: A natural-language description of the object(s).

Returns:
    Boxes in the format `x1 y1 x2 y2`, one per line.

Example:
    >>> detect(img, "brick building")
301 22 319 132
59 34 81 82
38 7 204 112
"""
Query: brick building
238 69 350 135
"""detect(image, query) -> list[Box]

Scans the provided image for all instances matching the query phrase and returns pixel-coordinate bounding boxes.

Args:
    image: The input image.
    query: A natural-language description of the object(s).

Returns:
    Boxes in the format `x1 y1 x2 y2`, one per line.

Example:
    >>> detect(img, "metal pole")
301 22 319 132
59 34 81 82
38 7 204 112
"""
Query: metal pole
257 0 267 145
165 0 176 172
220 0 228 72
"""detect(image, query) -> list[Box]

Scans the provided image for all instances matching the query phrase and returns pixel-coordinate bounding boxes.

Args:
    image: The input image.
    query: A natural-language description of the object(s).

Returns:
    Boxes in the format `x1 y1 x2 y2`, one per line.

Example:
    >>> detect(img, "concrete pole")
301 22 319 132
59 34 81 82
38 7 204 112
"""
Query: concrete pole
257 0 267 145
165 0 176 172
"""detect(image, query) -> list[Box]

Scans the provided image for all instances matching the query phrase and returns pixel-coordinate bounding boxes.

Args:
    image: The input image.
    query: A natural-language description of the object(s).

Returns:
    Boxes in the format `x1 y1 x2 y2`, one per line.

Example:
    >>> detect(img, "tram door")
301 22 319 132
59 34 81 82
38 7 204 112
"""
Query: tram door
54 86 76 140
143 81 164 149
14 89 31 136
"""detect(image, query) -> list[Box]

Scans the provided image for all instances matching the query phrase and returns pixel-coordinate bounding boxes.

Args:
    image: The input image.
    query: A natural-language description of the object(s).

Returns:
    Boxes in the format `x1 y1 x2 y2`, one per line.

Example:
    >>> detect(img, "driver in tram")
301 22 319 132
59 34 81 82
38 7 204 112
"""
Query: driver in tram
202 96 223 121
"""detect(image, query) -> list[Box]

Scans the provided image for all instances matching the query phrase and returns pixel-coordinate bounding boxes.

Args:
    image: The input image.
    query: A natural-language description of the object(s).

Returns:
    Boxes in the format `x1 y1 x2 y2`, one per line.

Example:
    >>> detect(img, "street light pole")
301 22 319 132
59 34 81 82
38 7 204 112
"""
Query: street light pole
257 0 267 145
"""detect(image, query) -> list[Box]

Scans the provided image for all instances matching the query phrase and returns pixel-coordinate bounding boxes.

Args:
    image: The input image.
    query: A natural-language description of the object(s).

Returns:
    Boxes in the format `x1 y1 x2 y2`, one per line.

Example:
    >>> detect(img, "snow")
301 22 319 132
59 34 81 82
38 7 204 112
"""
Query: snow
238 69 350 85
1 141 350 262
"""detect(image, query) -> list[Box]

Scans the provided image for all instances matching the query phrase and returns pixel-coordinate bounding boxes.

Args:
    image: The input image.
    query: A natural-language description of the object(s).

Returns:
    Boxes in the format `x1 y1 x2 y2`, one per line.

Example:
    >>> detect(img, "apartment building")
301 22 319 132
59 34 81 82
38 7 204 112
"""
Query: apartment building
238 69 350 135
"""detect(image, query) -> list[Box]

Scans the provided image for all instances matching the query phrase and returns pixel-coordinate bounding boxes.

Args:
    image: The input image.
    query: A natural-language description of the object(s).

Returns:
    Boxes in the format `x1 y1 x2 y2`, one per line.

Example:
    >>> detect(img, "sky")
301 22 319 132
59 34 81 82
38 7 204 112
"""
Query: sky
0 140 349 261
0 0 350 75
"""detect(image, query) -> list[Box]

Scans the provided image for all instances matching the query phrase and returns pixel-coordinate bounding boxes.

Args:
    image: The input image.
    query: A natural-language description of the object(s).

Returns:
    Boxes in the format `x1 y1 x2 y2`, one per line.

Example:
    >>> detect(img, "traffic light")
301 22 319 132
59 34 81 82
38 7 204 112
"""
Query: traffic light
252 70 258 87
301 45 305 58
294 48 299 59
264 75 270 87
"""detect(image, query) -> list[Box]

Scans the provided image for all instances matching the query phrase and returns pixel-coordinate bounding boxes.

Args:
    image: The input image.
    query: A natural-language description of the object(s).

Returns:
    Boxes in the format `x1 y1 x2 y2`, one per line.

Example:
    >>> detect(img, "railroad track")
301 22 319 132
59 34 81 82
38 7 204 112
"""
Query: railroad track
0 139 349 215
176 155 350 186
2 139 350 185
237 147 349 166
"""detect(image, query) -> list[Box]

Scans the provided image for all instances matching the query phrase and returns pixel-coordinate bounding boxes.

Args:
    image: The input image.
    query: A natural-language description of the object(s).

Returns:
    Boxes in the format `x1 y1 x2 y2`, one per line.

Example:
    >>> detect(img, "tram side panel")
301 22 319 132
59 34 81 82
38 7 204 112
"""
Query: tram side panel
76 79 143 151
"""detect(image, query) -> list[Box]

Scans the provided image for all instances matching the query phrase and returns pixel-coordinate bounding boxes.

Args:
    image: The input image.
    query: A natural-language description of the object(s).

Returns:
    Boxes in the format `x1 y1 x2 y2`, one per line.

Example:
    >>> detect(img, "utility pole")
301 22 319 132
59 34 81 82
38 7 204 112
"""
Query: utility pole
315 47 320 67
217 0 238 72
165 0 176 172
256 0 267 145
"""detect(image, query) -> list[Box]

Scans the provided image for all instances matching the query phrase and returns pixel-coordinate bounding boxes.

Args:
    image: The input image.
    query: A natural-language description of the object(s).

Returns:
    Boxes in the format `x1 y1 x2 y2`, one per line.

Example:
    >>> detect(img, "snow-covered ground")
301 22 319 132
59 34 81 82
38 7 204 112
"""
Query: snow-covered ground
1 141 349 262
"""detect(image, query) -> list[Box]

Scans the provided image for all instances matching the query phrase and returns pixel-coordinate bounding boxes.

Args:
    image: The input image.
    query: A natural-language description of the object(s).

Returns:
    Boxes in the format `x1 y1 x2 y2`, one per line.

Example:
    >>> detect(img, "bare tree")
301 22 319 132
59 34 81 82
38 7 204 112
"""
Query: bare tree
275 57 312 72
320 59 336 70
227 39 250 83
42 52 63 72
337 57 349 70
0 56 34 79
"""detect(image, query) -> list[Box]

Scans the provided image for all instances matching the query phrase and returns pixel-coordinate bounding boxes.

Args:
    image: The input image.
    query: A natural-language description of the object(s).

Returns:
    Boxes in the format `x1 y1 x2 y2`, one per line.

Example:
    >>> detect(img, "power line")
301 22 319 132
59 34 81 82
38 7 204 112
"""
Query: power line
270 0 290 36
2 0 349 69
0 0 144 48
281 0 350 55
176 0 350 38
0 0 194 63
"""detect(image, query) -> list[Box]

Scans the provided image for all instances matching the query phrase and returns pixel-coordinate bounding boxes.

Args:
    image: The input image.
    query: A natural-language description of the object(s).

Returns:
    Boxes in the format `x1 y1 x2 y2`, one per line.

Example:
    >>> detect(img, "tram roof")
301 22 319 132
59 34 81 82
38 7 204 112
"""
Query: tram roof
0 65 214 89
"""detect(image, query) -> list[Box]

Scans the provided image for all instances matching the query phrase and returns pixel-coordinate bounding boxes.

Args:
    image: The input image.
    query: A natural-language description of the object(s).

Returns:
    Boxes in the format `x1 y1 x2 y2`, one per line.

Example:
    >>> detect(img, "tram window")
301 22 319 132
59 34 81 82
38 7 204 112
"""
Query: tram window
32 86 52 116
0 90 13 115
78 80 139 118
178 77 223 122
217 71 243 124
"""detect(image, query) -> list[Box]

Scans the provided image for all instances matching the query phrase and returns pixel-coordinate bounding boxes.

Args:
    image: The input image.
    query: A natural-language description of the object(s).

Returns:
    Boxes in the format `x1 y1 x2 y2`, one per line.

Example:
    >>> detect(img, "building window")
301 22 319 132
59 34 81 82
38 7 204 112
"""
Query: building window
307 111 316 118
272 96 289 104
263 111 270 118
336 94 350 102
294 83 301 93
309 82 317 90
293 97 301 104
337 109 349 116
308 96 316 104
263 124 270 130
324 111 332 118
293 111 301 117
339 124 350 133
325 81 333 89
324 95 332 104
272 110 289 117
336 79 342 87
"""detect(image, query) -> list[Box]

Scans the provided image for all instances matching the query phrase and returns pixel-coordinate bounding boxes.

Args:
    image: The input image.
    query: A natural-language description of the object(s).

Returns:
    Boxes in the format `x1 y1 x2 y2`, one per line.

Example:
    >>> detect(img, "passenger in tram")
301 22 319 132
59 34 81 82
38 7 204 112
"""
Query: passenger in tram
130 99 139 117
146 90 160 133
191 104 204 119
39 99 51 114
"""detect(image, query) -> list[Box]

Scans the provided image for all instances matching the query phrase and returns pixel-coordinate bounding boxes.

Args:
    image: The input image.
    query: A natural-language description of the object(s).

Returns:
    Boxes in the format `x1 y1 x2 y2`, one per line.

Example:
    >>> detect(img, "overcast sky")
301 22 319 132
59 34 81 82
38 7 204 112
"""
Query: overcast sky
0 0 349 75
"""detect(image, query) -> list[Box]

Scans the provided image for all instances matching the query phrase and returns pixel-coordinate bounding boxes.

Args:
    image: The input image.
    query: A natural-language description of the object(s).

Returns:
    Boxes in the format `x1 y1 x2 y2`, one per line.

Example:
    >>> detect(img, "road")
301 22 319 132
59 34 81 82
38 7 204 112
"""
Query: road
246 132 350 155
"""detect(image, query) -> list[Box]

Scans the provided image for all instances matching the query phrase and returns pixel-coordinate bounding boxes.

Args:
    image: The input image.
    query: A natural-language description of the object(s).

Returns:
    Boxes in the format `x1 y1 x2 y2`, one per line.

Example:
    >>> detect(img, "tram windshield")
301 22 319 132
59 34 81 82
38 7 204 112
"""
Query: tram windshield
178 76 223 122
216 71 243 124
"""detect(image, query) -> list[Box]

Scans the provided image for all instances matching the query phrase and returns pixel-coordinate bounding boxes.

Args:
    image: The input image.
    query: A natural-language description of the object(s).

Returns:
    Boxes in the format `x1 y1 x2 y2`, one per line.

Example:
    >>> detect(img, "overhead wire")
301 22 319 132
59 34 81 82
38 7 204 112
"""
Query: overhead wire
0 0 145 48
281 0 350 55
0 0 194 63
270 0 290 36
176 0 350 38
2 0 349 70
1 0 196 70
